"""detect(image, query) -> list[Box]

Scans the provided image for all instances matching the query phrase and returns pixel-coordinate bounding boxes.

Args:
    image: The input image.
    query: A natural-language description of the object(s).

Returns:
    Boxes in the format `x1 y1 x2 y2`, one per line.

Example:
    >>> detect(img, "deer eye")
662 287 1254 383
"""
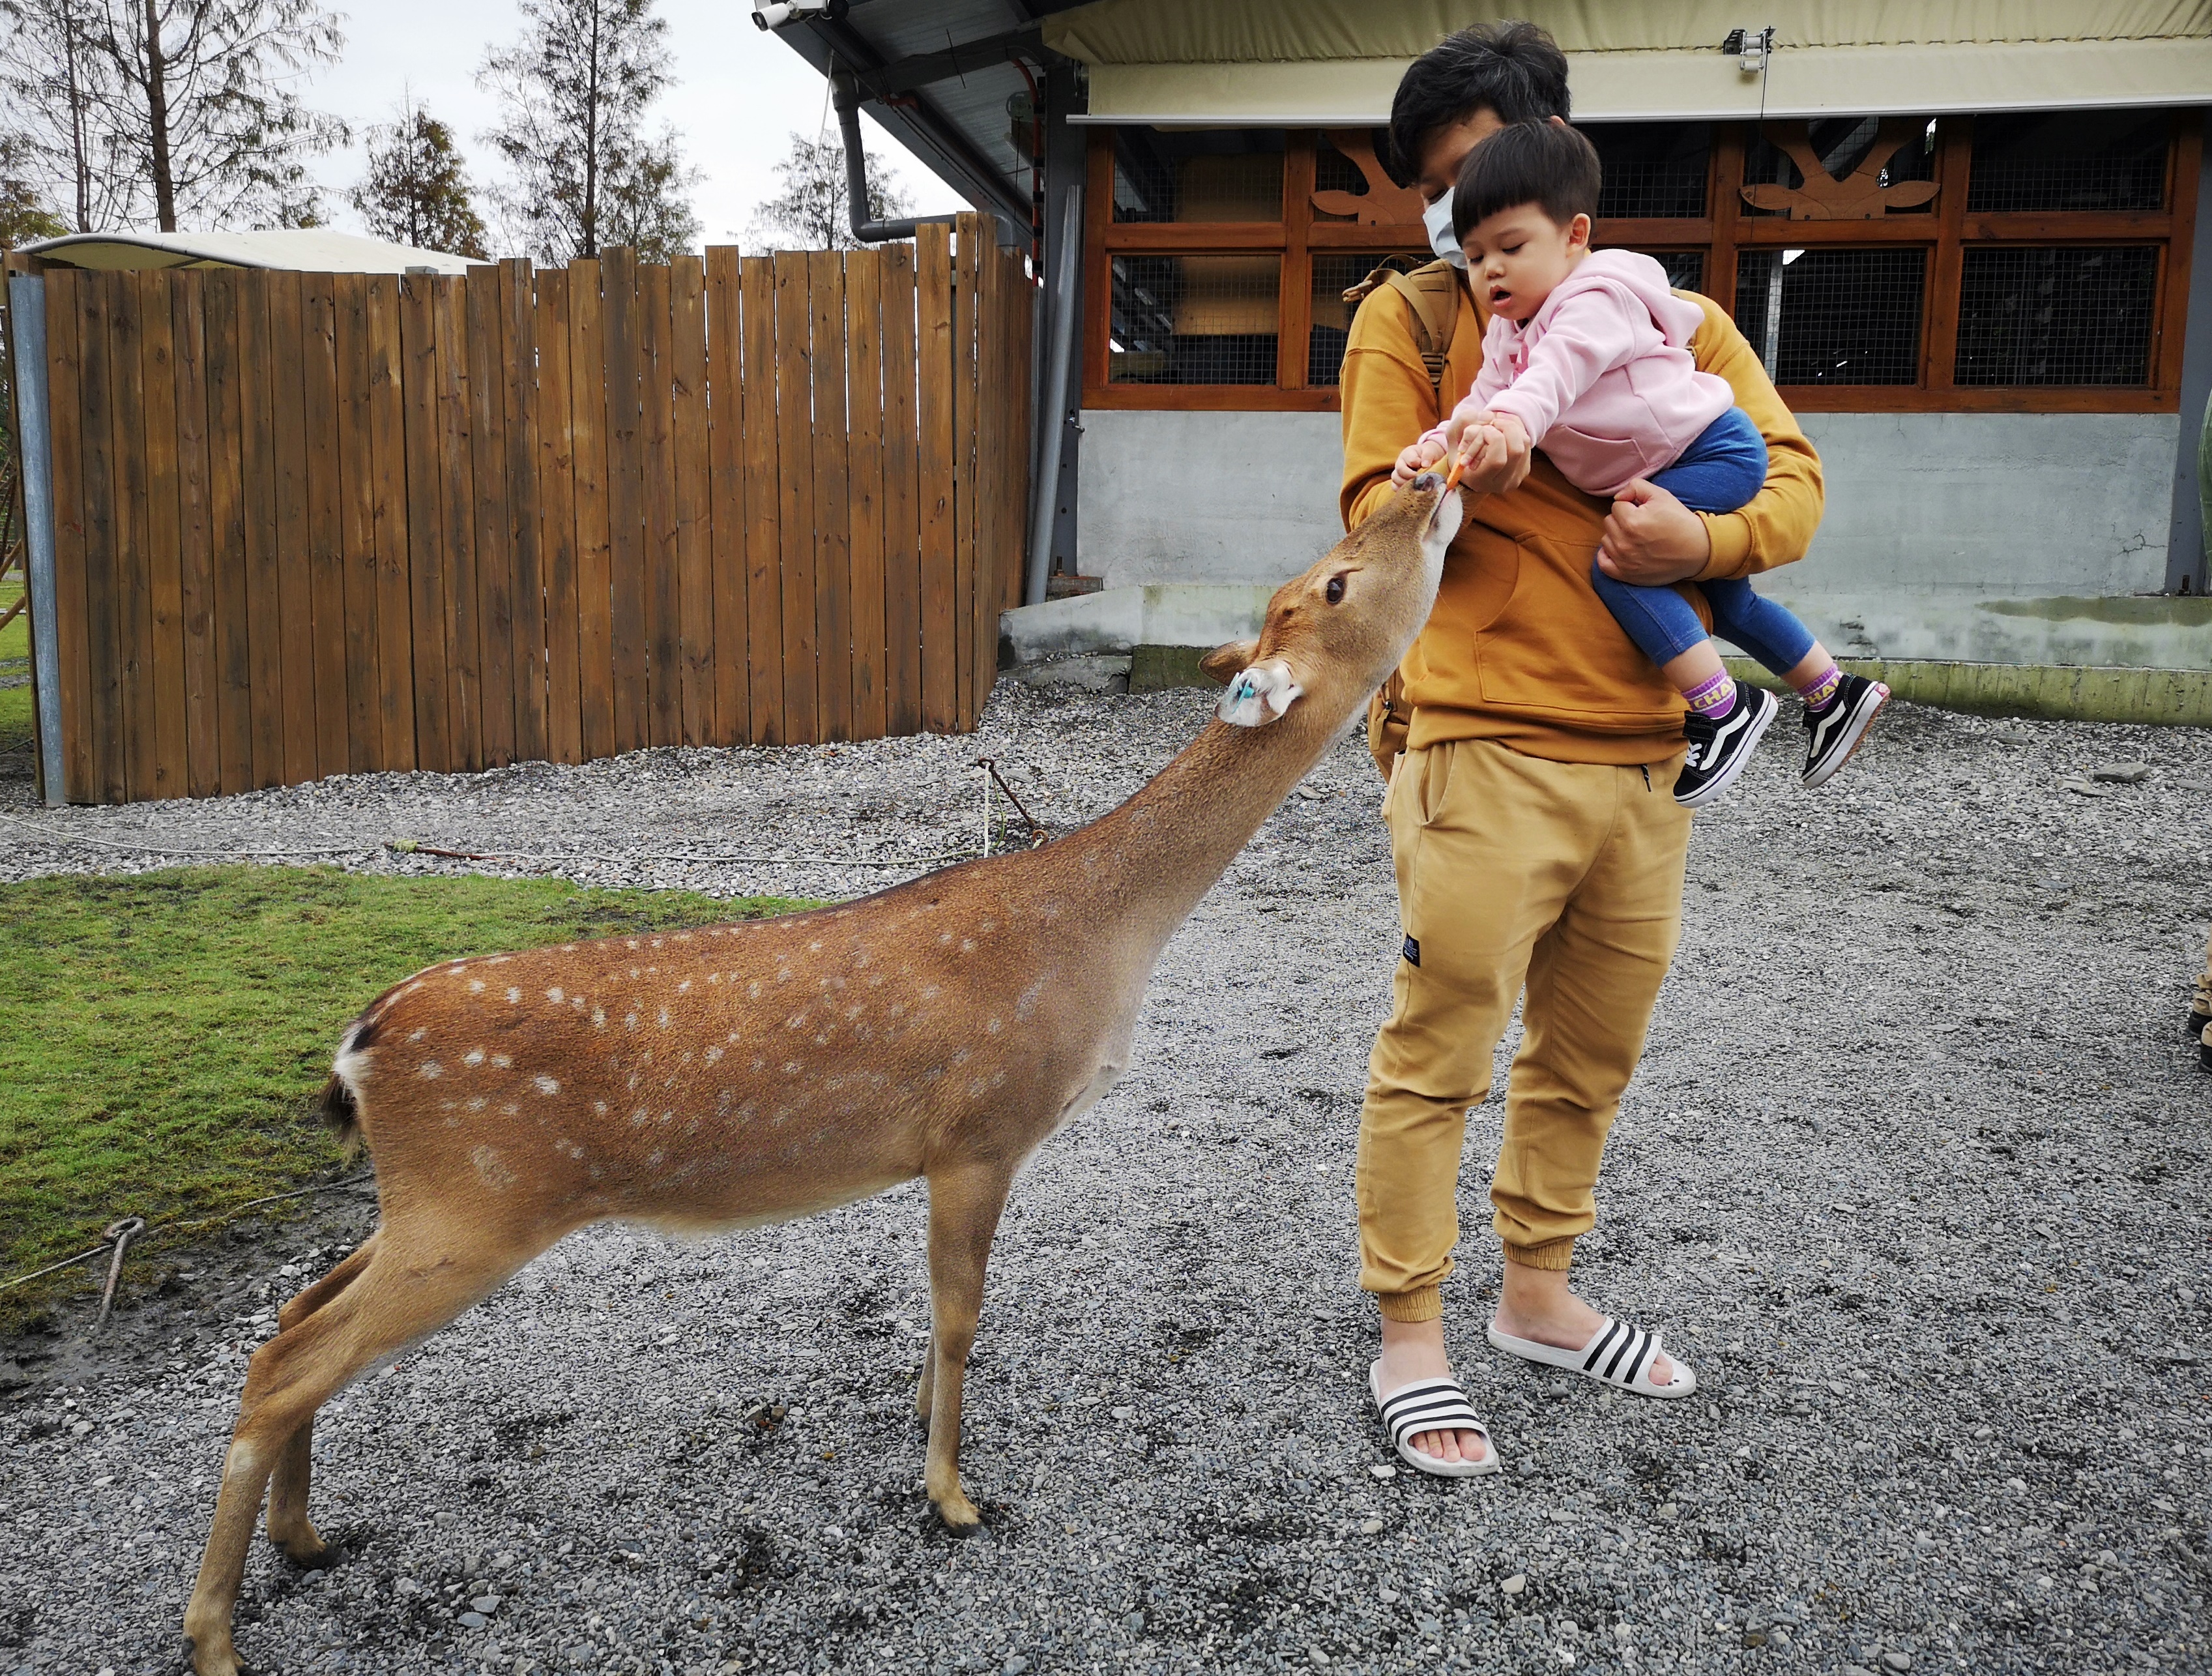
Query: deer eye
1325 575 1347 605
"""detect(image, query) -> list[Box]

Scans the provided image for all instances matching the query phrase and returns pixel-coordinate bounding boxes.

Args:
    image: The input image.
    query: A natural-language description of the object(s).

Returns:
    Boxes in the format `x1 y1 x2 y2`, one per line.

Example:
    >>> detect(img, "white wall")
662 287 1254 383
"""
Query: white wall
1068 405 2202 669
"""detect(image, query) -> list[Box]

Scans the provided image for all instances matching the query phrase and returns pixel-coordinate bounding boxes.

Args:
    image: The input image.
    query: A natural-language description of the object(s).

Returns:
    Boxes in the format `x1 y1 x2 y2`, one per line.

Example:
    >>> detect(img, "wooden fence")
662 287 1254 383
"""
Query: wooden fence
8 216 1032 804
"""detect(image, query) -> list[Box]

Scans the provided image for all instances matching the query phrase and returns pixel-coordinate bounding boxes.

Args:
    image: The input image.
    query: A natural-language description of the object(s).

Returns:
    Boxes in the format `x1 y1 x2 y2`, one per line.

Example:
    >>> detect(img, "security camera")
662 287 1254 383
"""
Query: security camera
753 0 848 27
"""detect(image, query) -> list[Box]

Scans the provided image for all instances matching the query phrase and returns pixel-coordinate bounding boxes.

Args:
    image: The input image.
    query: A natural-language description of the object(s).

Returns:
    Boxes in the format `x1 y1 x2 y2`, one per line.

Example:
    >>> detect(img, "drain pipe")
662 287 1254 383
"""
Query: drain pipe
833 72 963 243
1023 181 1081 607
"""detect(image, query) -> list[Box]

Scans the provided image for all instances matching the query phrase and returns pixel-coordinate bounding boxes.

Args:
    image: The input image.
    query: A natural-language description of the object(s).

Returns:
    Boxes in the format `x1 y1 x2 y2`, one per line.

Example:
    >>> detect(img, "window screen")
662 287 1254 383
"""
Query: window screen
1966 111 2169 213
1734 248 1925 384
1113 129 1284 224
1307 253 1429 386
1953 246 2157 386
1614 250 1707 295
1109 255 1281 384
1587 122 1711 219
1744 117 1936 215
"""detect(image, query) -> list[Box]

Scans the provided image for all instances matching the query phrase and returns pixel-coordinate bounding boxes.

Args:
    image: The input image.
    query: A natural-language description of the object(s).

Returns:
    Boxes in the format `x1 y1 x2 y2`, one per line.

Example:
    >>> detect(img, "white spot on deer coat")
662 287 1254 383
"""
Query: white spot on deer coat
463 1049 485 1066
468 979 485 993
506 987 522 1004
534 1074 560 1096
418 1061 443 1080
471 1145 515 1190
546 988 564 1003
491 1053 512 1069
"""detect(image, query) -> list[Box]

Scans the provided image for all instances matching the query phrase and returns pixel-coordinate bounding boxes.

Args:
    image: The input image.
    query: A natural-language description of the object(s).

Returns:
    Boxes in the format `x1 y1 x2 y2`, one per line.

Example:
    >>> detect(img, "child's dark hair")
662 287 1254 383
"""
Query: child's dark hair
1384 21 1570 186
1451 119 1603 242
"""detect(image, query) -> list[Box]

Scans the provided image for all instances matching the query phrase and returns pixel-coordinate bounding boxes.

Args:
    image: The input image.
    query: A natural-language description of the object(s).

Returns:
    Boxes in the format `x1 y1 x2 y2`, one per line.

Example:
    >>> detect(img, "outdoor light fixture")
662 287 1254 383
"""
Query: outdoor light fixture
752 0 847 29
1723 25 1776 73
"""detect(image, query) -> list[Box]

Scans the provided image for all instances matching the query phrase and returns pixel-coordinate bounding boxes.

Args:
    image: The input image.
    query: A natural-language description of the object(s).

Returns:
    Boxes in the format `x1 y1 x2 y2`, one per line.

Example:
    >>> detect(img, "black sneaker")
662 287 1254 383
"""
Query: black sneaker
1802 673 1890 788
2190 1008 2212 1044
1674 684 1777 808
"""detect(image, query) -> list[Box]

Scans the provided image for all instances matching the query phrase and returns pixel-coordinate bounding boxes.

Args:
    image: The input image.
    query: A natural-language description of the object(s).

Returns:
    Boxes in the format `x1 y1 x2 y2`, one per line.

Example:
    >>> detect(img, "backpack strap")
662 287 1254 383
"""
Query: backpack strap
1342 257 1464 404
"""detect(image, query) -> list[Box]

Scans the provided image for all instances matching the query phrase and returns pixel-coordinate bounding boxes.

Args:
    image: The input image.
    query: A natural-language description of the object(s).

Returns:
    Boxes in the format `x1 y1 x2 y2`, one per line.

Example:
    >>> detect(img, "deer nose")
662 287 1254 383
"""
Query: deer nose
1412 470 1444 492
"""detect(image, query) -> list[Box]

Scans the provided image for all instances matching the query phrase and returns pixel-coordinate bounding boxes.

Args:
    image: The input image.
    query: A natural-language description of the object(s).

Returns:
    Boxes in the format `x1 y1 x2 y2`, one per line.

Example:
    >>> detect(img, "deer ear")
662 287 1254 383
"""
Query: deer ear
1217 658 1303 728
1199 638 1259 686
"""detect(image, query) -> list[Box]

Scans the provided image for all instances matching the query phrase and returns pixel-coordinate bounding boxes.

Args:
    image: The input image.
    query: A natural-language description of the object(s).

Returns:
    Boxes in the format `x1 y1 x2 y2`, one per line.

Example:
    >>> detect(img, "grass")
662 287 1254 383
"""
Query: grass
0 573 26 765
0 866 817 1321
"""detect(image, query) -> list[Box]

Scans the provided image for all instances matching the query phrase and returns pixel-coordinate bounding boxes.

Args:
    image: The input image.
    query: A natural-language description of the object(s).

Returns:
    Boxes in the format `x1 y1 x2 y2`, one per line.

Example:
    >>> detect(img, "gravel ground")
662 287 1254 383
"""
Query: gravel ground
3 681 2211 1676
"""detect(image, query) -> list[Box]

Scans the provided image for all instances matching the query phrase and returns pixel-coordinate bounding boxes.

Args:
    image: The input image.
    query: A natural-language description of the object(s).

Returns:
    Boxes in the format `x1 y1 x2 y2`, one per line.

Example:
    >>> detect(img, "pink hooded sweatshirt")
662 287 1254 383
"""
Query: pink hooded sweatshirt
1423 248 1735 499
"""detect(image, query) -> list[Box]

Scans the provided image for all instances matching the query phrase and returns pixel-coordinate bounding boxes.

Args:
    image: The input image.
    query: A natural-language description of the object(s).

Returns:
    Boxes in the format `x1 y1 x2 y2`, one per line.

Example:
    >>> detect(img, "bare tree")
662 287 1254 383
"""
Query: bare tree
0 0 347 232
351 96 489 258
0 0 129 231
478 0 699 265
744 129 910 252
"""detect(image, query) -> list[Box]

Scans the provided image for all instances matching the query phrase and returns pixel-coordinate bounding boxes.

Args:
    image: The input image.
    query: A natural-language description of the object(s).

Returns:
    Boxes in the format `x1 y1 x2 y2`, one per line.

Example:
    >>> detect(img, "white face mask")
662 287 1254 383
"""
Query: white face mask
1423 195 1468 270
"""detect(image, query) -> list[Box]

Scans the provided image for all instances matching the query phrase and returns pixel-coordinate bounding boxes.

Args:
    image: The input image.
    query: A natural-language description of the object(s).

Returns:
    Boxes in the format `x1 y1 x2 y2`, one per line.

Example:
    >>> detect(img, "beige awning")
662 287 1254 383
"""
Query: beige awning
1045 0 2212 124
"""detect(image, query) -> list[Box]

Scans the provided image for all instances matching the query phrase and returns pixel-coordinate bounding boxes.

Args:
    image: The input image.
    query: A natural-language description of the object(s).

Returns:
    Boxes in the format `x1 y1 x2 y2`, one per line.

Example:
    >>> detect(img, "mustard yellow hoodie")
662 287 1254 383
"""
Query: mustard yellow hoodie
1340 275 1824 765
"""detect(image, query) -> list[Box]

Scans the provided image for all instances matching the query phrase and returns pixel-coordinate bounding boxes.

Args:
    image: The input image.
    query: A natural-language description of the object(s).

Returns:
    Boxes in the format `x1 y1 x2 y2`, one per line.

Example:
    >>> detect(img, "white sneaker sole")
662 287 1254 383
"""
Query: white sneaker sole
1802 681 1891 789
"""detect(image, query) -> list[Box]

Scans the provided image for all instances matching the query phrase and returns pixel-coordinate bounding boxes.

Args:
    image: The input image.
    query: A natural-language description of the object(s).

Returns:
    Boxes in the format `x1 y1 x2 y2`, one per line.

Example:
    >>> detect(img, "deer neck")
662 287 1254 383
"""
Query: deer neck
1044 695 1350 963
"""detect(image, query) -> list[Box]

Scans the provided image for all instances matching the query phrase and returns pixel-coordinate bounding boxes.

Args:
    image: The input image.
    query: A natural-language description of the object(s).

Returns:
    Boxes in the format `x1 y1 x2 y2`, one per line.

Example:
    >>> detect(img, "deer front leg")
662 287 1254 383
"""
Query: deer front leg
922 1161 1014 1535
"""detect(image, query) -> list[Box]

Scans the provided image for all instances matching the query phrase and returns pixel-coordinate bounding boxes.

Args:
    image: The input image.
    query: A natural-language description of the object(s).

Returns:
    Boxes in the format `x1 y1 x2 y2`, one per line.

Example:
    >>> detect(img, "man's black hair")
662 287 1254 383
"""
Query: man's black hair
1451 119 1602 241
1384 20 1570 186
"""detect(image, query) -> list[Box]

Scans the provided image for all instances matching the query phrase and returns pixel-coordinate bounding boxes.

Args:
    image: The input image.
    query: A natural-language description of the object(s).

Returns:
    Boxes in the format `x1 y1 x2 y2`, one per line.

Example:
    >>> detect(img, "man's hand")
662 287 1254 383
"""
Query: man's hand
1596 478 1711 585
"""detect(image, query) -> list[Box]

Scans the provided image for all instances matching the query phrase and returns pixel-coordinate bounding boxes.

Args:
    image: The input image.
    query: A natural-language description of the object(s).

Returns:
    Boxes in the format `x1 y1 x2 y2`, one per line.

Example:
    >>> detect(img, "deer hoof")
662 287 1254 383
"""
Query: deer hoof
278 1531 336 1570
182 1631 242 1676
933 1495 983 1538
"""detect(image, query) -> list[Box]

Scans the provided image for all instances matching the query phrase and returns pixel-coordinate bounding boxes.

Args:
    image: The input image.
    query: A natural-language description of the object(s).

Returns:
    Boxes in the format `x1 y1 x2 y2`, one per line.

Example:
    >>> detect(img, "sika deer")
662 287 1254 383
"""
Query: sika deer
182 475 1464 1676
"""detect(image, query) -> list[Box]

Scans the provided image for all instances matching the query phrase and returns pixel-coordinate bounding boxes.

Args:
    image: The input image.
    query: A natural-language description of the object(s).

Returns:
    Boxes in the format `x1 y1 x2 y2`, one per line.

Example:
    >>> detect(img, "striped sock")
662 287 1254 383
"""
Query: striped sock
1683 669 1738 716
1797 662 1844 710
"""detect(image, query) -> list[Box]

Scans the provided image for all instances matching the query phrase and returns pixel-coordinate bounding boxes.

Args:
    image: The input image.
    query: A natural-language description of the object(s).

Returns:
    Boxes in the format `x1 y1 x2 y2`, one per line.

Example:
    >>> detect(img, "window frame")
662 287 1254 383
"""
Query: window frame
1081 112 2202 415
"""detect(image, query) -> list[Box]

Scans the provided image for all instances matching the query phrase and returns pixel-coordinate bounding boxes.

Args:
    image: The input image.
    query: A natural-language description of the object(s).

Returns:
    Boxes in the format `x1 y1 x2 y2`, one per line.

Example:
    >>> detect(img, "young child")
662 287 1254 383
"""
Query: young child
1392 120 1887 805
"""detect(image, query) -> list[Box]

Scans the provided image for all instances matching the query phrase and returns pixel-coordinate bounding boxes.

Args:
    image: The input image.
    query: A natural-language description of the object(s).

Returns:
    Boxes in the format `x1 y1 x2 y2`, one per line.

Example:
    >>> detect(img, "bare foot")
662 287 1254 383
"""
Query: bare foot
1376 1315 1489 1466
1493 1259 1676 1387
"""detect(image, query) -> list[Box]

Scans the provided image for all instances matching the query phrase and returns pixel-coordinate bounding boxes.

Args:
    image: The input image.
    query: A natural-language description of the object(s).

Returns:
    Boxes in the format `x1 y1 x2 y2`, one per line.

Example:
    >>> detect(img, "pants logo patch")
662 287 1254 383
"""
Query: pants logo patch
1402 935 1420 967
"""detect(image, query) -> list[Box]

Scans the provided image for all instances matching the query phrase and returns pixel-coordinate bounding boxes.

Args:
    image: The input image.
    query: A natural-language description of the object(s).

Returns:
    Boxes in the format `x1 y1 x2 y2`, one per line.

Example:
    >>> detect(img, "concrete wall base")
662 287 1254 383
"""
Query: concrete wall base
1726 658 2212 727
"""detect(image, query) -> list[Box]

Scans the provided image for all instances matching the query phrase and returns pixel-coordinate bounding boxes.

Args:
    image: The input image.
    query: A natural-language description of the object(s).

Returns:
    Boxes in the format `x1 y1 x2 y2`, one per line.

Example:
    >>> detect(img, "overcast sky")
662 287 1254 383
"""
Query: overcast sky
306 0 969 248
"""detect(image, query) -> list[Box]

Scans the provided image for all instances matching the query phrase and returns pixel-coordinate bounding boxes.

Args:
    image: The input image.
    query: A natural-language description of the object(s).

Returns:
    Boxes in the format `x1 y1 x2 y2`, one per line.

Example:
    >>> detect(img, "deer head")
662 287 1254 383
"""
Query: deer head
1208 472 1462 728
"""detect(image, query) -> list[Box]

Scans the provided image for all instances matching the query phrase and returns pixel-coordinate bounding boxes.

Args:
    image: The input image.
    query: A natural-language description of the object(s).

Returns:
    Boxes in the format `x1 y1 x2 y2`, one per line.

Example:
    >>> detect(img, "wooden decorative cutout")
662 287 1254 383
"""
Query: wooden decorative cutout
1739 118 1940 220
1310 129 1428 224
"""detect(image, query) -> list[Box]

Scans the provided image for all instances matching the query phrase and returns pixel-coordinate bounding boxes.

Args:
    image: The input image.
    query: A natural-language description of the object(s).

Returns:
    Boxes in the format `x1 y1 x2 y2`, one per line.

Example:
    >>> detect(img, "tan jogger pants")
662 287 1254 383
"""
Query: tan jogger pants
1356 737 1692 1323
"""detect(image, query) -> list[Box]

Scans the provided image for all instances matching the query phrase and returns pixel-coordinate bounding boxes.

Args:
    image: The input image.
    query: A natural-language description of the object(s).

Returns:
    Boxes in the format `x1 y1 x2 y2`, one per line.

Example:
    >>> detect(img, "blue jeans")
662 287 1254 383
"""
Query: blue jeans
1588 407 1816 677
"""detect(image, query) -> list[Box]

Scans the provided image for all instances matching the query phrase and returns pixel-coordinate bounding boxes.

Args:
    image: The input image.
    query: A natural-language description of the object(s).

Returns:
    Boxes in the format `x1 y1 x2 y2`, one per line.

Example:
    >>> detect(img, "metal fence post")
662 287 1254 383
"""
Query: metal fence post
7 274 65 805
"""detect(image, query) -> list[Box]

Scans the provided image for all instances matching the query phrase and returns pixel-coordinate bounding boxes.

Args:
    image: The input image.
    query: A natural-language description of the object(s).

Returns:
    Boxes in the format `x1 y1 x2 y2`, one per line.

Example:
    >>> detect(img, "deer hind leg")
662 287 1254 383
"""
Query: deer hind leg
263 1232 381 1565
921 1162 1014 1535
183 1233 521 1676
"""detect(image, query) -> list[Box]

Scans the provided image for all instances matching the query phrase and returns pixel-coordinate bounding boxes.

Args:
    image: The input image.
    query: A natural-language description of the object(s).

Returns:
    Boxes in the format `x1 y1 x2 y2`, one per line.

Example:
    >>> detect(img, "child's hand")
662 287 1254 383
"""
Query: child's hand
1438 400 1489 456
1449 413 1534 497
1391 433 1448 486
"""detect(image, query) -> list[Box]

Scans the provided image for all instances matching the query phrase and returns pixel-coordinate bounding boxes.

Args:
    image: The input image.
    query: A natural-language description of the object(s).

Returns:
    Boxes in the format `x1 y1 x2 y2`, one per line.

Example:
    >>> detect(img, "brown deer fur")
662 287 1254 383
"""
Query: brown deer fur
182 476 1463 1675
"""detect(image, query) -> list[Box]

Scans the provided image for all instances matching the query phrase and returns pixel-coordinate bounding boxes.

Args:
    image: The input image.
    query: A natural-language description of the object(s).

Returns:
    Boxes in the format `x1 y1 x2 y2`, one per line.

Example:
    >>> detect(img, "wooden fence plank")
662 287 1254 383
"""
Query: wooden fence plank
75 274 124 799
399 275 450 772
773 252 817 742
466 265 515 768
433 275 482 769
740 254 783 745
671 253 712 746
135 270 188 799
169 273 220 797
809 248 852 742
237 272 287 788
365 275 414 771
845 247 886 741
335 272 382 773
568 258 615 761
268 272 319 784
640 259 680 747
108 271 156 800
42 272 94 801
705 246 748 747
951 218 978 728
602 248 648 754
199 273 251 793
302 276 351 780
503 258 546 765
536 268 582 765
915 224 957 733
879 245 922 737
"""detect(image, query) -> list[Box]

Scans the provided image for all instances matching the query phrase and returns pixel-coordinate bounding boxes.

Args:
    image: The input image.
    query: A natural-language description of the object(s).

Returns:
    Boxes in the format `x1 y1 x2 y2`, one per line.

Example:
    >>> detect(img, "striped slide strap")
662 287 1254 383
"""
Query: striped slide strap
1376 1377 1489 1452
